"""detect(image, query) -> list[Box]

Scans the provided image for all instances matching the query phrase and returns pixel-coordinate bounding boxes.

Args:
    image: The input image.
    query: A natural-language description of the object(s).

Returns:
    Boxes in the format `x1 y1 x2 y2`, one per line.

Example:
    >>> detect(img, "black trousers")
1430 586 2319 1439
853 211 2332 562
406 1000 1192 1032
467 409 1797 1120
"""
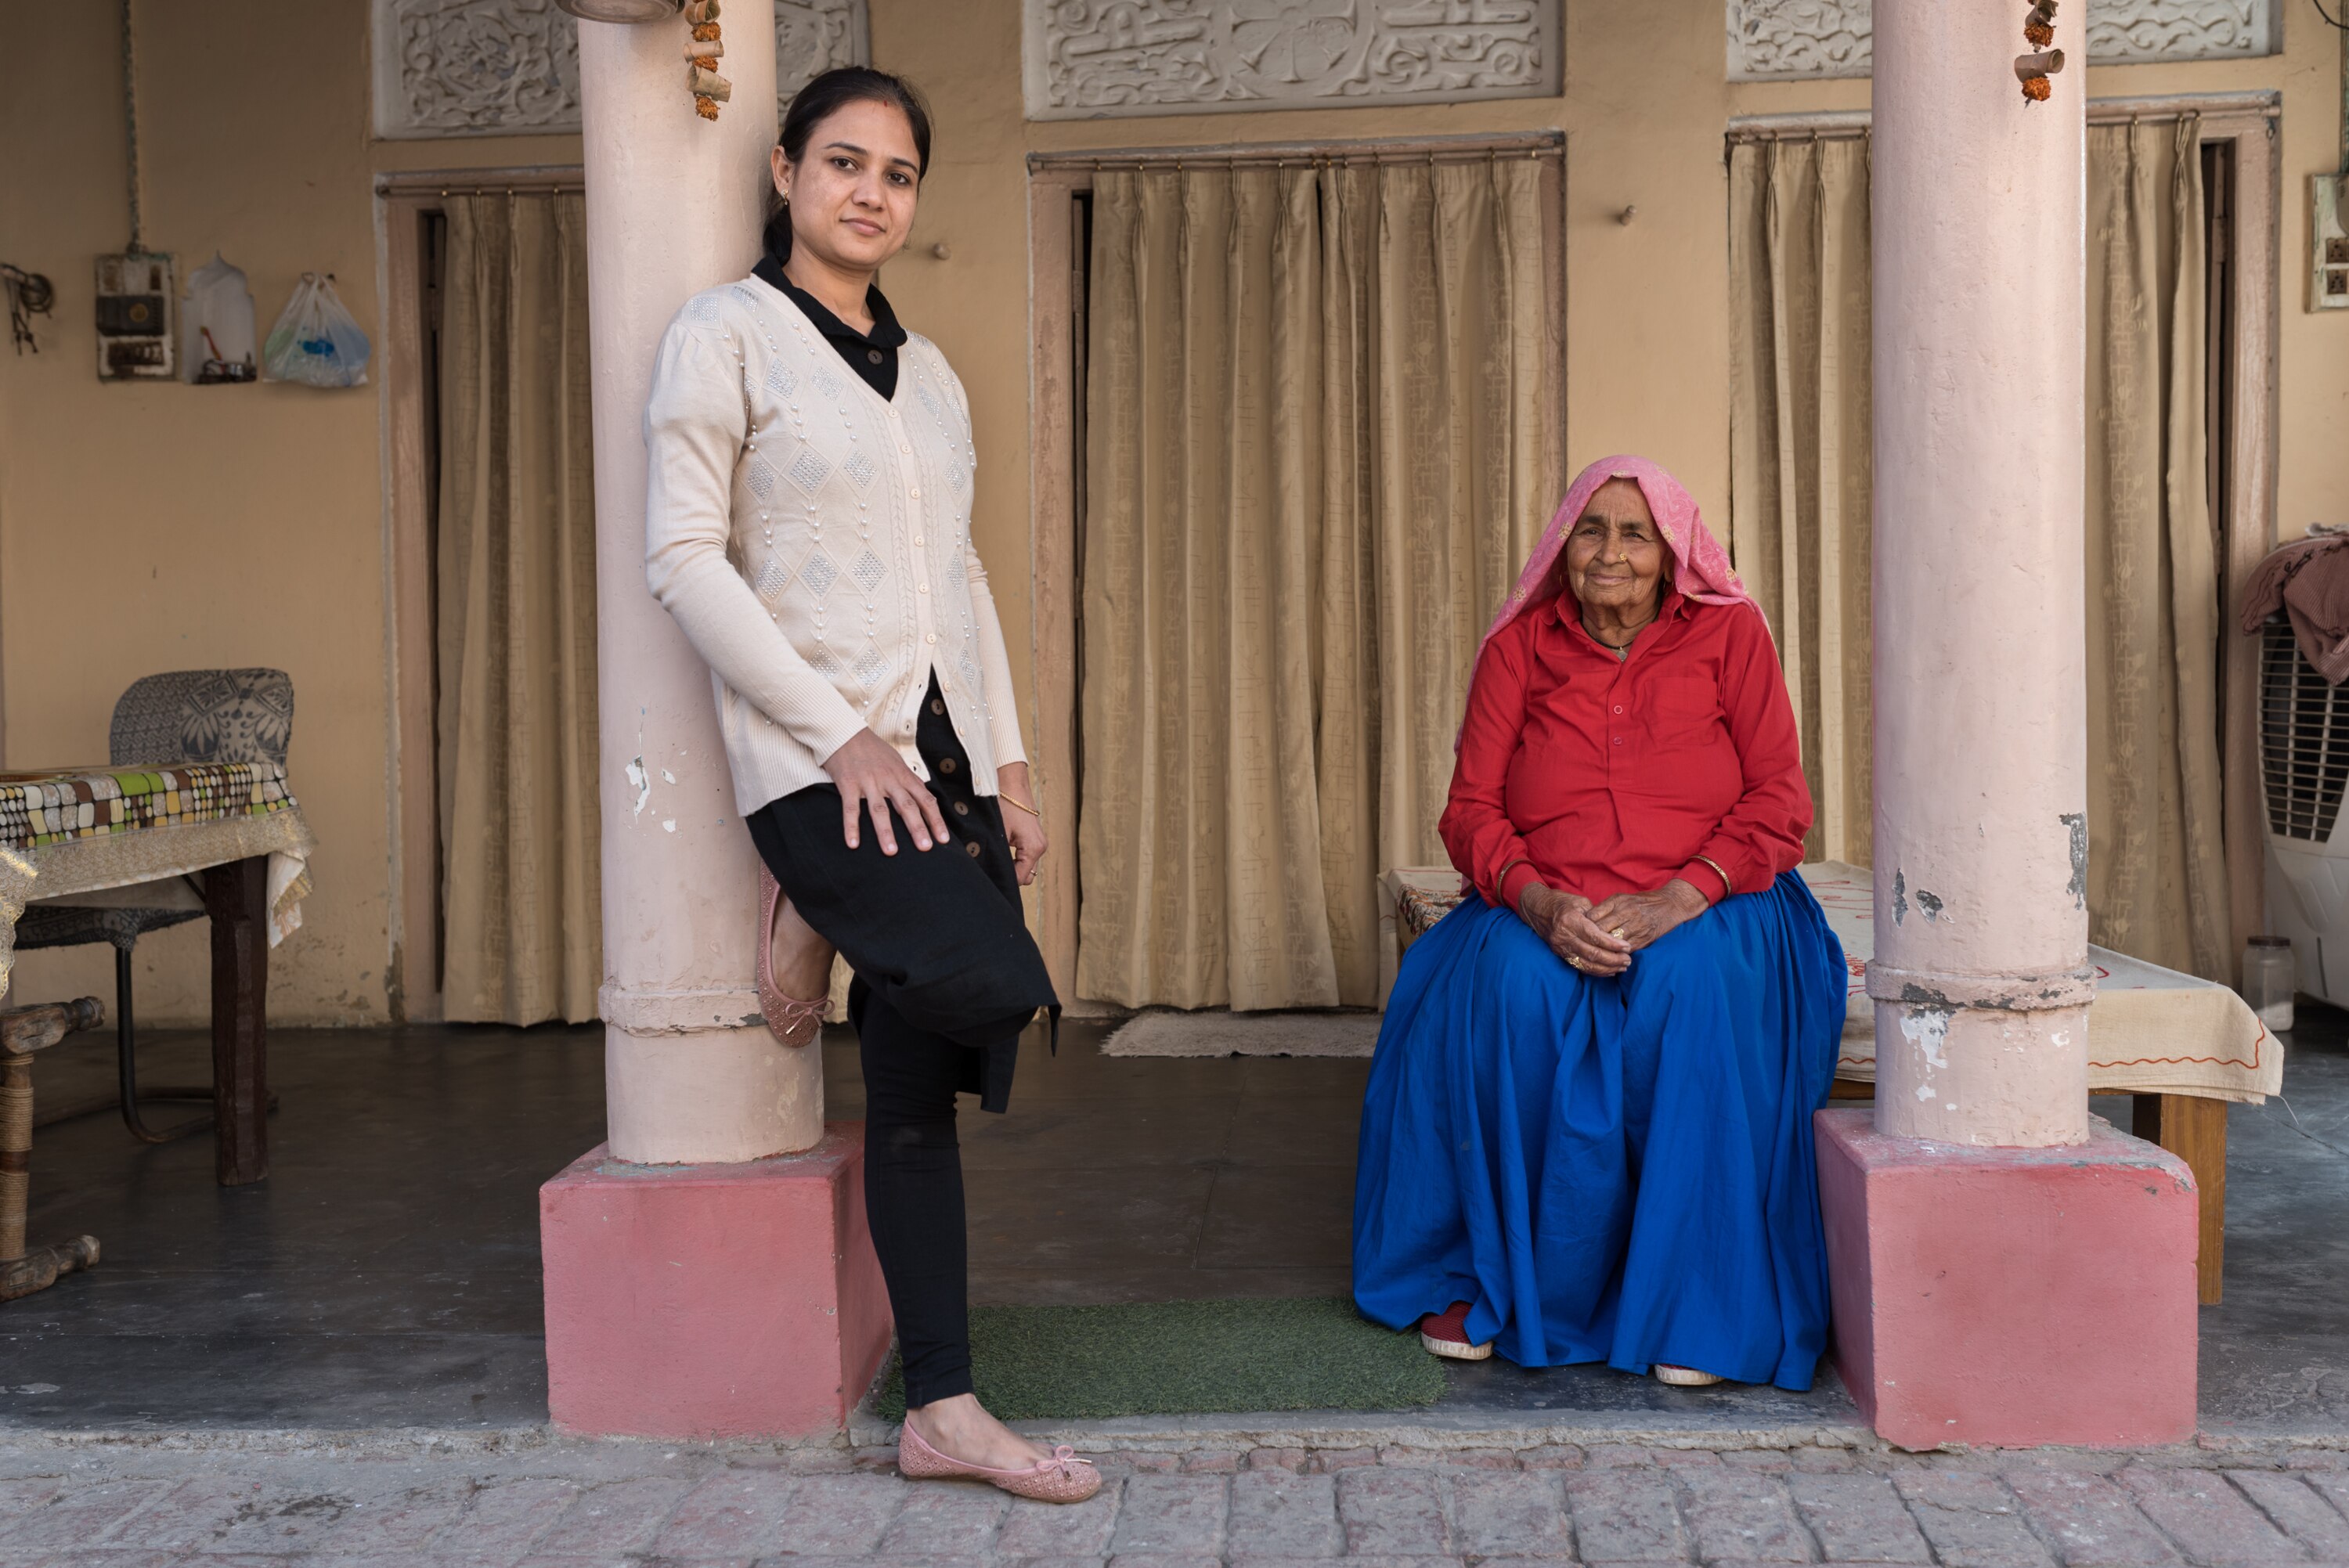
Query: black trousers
746 673 1057 1408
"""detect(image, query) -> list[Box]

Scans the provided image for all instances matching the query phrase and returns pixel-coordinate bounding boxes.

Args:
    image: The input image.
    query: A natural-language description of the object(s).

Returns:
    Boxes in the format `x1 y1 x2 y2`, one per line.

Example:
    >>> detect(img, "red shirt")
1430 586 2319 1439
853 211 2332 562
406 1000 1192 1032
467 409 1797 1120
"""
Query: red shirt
1439 589 1813 910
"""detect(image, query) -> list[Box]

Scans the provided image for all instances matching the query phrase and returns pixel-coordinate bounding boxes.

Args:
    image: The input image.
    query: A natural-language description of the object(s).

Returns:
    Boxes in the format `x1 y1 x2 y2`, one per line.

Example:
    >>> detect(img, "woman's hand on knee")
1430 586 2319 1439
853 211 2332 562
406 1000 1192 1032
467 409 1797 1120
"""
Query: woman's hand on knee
821 729 952 855
1517 882 1633 975
1587 878 1711 953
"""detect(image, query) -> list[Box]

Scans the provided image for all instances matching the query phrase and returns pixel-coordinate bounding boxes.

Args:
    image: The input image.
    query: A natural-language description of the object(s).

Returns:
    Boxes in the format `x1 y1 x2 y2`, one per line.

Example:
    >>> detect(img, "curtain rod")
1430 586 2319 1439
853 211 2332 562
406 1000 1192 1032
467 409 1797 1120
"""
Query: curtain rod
376 168 586 197
1030 130 1562 174
1726 89 2281 144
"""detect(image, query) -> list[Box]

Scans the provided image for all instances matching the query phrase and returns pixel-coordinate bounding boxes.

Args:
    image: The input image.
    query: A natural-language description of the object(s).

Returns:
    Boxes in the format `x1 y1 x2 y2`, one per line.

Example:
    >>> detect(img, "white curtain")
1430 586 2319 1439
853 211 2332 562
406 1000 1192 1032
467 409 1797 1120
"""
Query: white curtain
435 192 604 1023
1078 159 1560 1011
1727 120 2232 978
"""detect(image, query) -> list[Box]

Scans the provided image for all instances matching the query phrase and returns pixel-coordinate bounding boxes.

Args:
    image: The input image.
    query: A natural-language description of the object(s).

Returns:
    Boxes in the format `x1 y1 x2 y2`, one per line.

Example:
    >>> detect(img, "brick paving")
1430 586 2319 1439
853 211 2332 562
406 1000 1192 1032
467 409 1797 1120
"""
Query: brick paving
6 1438 2349 1566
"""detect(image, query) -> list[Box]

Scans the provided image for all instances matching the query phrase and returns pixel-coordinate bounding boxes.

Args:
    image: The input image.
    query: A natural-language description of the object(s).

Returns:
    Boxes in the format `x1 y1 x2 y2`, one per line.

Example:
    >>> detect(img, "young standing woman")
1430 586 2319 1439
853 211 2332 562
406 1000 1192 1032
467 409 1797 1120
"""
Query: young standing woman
643 69 1092 1503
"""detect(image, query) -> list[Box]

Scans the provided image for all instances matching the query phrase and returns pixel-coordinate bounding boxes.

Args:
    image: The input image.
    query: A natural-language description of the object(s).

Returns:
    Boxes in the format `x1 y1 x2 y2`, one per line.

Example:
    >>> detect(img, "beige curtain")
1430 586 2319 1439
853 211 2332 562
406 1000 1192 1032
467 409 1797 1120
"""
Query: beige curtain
2084 117 2228 978
1727 120 2232 979
1727 137 1874 867
1078 160 1558 1011
435 192 603 1023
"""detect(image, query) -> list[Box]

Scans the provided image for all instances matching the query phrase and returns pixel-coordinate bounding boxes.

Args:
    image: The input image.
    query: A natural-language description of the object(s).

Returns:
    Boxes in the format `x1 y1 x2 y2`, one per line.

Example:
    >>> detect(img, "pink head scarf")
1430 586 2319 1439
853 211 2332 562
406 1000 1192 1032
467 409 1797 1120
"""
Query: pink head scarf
1476 454 1755 669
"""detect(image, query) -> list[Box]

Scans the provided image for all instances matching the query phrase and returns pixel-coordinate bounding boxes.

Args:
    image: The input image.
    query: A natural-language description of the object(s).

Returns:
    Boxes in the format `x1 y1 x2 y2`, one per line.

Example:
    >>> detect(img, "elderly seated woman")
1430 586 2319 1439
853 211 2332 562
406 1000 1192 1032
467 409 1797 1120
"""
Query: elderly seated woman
1353 456 1847 1391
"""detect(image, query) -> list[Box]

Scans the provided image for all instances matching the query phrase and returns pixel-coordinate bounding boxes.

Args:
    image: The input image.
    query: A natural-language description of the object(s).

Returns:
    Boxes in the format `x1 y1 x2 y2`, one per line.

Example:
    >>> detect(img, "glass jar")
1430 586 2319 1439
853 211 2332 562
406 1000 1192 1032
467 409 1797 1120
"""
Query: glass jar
2242 935 2296 1033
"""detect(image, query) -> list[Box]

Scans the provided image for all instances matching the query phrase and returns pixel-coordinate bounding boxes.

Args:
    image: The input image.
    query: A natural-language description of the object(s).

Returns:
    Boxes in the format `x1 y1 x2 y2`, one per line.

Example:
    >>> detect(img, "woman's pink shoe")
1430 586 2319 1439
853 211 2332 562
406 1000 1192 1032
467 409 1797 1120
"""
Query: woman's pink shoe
895 1417 1102 1503
756 863 828 1047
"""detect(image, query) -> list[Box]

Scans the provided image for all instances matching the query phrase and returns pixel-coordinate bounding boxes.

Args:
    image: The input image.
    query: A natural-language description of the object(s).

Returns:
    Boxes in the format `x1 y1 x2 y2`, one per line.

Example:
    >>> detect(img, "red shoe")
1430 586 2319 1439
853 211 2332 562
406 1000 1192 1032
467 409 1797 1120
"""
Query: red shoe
1417 1301 1492 1361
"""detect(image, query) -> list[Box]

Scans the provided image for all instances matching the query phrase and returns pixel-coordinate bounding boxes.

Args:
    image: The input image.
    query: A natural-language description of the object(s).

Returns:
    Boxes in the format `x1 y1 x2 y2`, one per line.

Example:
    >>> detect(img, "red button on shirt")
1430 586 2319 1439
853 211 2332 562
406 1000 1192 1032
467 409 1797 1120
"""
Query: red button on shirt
1438 589 1813 910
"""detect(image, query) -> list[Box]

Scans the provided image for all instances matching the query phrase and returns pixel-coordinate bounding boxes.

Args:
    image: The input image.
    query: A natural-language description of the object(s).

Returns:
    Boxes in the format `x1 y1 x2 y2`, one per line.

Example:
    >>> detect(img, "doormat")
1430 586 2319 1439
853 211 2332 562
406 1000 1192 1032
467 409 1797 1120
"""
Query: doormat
871 1297 1442 1422
1099 1009 1381 1058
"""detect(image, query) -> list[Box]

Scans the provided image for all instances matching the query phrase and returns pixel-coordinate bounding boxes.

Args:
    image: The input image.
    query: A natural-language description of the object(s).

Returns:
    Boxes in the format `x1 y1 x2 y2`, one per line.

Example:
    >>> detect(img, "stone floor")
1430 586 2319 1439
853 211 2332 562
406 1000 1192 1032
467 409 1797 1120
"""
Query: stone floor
2 1002 2347 1440
7 1433 2349 1564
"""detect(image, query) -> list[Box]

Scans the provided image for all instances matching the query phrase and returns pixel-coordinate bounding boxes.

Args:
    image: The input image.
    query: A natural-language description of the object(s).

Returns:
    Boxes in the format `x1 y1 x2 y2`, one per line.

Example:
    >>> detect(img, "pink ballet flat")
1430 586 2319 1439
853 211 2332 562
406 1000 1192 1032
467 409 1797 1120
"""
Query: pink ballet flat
756 863 828 1047
896 1418 1102 1504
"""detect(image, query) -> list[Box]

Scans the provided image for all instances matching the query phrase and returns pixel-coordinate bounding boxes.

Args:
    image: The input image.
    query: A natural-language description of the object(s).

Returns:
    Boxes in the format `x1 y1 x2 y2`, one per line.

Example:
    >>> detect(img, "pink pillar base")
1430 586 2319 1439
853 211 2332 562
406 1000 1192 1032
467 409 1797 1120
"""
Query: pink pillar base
540 1122 891 1440
1816 1108 2199 1449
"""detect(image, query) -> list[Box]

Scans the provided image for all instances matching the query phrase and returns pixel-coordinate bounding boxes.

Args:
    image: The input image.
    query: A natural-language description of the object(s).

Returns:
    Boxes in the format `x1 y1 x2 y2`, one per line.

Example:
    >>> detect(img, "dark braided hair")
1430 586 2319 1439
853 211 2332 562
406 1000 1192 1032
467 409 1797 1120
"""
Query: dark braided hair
763 67 934 264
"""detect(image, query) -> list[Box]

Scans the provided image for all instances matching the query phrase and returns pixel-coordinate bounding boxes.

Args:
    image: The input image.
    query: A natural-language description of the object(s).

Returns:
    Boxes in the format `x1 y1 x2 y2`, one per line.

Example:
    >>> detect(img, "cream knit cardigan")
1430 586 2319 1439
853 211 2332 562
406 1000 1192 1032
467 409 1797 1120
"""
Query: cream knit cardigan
644 275 1026 816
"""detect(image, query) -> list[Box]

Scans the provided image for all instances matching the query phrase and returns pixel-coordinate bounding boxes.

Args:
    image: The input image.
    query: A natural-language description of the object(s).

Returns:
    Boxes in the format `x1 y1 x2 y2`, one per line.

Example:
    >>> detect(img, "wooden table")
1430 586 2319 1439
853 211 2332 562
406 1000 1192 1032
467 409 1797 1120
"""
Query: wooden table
0 763 315 1187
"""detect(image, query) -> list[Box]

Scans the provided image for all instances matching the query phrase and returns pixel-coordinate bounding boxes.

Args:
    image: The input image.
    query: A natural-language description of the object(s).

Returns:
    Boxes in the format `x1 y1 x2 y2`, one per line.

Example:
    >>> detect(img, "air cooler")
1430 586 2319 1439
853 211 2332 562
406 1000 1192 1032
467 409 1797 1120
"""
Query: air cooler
2261 616 2349 1002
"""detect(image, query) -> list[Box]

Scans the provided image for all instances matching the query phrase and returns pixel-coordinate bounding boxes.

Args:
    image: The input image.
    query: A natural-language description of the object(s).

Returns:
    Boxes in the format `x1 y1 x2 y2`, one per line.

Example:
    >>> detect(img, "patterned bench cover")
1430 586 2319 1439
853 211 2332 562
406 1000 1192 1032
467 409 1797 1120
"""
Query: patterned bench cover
1375 861 2277 1105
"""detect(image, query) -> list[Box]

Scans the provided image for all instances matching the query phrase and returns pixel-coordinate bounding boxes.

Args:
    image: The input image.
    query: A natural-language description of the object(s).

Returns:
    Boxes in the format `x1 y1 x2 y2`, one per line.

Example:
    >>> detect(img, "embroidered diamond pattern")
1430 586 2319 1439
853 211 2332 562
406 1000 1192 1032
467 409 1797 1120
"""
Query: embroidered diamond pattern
765 360 796 398
788 448 831 496
686 294 720 323
850 550 886 593
729 283 758 305
754 557 789 601
811 366 844 400
846 453 877 488
808 644 842 676
799 551 839 597
854 646 888 687
950 461 969 495
959 654 983 694
746 457 778 502
915 385 942 422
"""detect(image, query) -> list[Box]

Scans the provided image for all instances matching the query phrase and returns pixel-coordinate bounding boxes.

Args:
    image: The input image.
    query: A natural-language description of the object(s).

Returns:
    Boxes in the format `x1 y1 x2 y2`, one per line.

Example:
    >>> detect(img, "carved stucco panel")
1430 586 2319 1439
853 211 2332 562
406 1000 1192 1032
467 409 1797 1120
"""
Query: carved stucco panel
1024 1 1564 121
373 0 870 140
1727 0 2277 81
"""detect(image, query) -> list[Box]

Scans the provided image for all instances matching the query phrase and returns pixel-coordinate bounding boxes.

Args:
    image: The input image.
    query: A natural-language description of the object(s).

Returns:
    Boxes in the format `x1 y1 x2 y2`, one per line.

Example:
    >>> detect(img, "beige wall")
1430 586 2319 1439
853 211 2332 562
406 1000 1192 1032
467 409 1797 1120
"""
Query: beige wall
0 0 581 1024
2 0 2342 1023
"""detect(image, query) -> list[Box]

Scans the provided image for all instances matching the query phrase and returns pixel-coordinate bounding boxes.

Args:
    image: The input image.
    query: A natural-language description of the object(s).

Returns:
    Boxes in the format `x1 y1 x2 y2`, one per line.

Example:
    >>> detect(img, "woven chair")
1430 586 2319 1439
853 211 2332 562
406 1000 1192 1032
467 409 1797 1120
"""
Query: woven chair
15 669 294 1143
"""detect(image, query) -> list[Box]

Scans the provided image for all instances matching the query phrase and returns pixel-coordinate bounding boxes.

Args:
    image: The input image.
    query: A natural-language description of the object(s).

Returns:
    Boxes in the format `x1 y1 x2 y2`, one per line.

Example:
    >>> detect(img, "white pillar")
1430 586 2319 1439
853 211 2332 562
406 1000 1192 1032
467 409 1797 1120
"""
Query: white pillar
1870 0 2091 1148
581 1 824 1162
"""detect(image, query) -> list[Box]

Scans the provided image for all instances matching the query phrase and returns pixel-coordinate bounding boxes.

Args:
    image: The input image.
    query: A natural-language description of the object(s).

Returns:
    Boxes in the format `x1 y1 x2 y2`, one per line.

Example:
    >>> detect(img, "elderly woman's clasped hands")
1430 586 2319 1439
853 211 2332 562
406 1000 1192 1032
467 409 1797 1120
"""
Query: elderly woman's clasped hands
1517 878 1712 976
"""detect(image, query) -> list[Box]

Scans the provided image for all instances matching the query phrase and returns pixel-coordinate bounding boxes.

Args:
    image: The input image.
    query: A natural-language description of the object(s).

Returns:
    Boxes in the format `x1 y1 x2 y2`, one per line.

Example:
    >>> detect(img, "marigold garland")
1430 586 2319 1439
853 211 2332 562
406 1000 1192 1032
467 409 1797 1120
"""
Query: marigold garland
684 0 730 119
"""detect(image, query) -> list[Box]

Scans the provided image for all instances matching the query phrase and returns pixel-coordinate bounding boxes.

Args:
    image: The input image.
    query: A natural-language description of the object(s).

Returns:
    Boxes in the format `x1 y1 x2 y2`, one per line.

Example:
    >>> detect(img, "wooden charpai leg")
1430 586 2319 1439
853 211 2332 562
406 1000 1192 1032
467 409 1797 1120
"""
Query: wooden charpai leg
204 855 270 1187
1 998 104 1302
2134 1092 2227 1305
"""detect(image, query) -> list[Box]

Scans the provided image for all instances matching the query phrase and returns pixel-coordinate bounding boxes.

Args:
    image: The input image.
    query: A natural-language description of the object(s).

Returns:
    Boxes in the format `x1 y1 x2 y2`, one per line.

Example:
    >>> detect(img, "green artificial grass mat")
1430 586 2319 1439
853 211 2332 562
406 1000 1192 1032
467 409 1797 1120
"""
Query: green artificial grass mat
872 1297 1445 1422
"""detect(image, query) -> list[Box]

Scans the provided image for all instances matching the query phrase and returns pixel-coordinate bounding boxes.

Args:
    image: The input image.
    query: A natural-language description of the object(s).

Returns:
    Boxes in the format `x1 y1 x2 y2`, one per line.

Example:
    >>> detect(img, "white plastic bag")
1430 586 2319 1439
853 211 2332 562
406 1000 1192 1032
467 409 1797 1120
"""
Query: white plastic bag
263 271 370 387
181 252 258 383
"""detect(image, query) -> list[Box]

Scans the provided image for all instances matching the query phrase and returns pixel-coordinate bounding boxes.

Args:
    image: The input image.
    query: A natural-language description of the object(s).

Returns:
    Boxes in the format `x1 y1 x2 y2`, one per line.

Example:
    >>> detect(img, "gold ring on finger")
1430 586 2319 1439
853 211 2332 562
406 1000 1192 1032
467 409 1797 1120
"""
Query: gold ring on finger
1611 928 1628 940
1567 955 1582 970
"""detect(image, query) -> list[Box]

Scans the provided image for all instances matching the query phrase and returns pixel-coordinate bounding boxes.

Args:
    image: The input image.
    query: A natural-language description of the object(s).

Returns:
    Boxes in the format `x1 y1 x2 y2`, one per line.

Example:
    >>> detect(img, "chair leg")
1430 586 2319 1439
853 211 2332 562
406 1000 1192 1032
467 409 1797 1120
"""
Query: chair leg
114 943 208 1146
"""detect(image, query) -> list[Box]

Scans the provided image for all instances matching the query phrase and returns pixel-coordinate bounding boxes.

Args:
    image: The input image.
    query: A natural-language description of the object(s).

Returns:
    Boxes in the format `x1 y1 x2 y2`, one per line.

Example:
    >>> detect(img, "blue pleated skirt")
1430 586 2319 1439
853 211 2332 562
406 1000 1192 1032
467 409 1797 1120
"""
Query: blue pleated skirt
1351 873 1848 1390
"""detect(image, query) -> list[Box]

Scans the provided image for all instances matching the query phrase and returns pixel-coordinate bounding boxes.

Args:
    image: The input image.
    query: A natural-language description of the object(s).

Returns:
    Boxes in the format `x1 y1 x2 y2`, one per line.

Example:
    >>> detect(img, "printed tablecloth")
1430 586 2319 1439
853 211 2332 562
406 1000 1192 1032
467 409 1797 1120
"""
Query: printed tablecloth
0 762 316 1003
1376 861 2278 1104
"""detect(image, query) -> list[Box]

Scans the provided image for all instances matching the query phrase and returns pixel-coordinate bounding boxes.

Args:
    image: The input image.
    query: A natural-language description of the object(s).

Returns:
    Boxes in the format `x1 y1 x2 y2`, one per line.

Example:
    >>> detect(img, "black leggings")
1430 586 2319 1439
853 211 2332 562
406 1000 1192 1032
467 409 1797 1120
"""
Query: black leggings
852 984 983 1407
746 672 1057 1409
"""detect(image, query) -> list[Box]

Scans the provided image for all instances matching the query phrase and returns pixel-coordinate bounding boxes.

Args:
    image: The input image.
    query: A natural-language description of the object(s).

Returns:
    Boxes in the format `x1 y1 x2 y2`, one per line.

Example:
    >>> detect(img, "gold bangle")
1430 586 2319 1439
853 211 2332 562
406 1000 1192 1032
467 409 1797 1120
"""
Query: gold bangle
1694 855 1733 900
998 792 1041 820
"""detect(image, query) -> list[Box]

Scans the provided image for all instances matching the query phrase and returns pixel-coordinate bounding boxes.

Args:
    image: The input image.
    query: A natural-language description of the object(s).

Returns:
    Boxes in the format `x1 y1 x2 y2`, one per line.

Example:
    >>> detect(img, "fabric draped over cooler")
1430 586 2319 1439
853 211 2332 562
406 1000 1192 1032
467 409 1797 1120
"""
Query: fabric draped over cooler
1729 119 2232 980
1077 159 1561 1011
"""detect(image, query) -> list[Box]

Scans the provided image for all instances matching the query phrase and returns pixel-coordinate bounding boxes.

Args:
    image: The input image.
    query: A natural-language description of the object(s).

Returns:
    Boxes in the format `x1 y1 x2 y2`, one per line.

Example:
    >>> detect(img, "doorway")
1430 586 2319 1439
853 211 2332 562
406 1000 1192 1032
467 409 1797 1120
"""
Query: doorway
1025 134 1567 1016
379 170 602 1027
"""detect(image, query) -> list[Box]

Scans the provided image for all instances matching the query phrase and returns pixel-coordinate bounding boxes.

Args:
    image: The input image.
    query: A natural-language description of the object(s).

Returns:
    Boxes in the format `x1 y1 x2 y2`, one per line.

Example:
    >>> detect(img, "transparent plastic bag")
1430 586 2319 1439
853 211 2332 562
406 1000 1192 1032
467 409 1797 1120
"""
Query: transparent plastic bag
181 252 258 383
262 271 370 387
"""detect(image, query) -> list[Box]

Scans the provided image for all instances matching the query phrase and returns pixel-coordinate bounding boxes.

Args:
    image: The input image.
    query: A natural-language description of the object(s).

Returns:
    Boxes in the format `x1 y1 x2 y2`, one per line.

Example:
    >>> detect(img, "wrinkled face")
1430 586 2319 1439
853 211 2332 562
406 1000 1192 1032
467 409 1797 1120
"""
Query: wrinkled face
773 97 921 274
1562 477 1668 618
